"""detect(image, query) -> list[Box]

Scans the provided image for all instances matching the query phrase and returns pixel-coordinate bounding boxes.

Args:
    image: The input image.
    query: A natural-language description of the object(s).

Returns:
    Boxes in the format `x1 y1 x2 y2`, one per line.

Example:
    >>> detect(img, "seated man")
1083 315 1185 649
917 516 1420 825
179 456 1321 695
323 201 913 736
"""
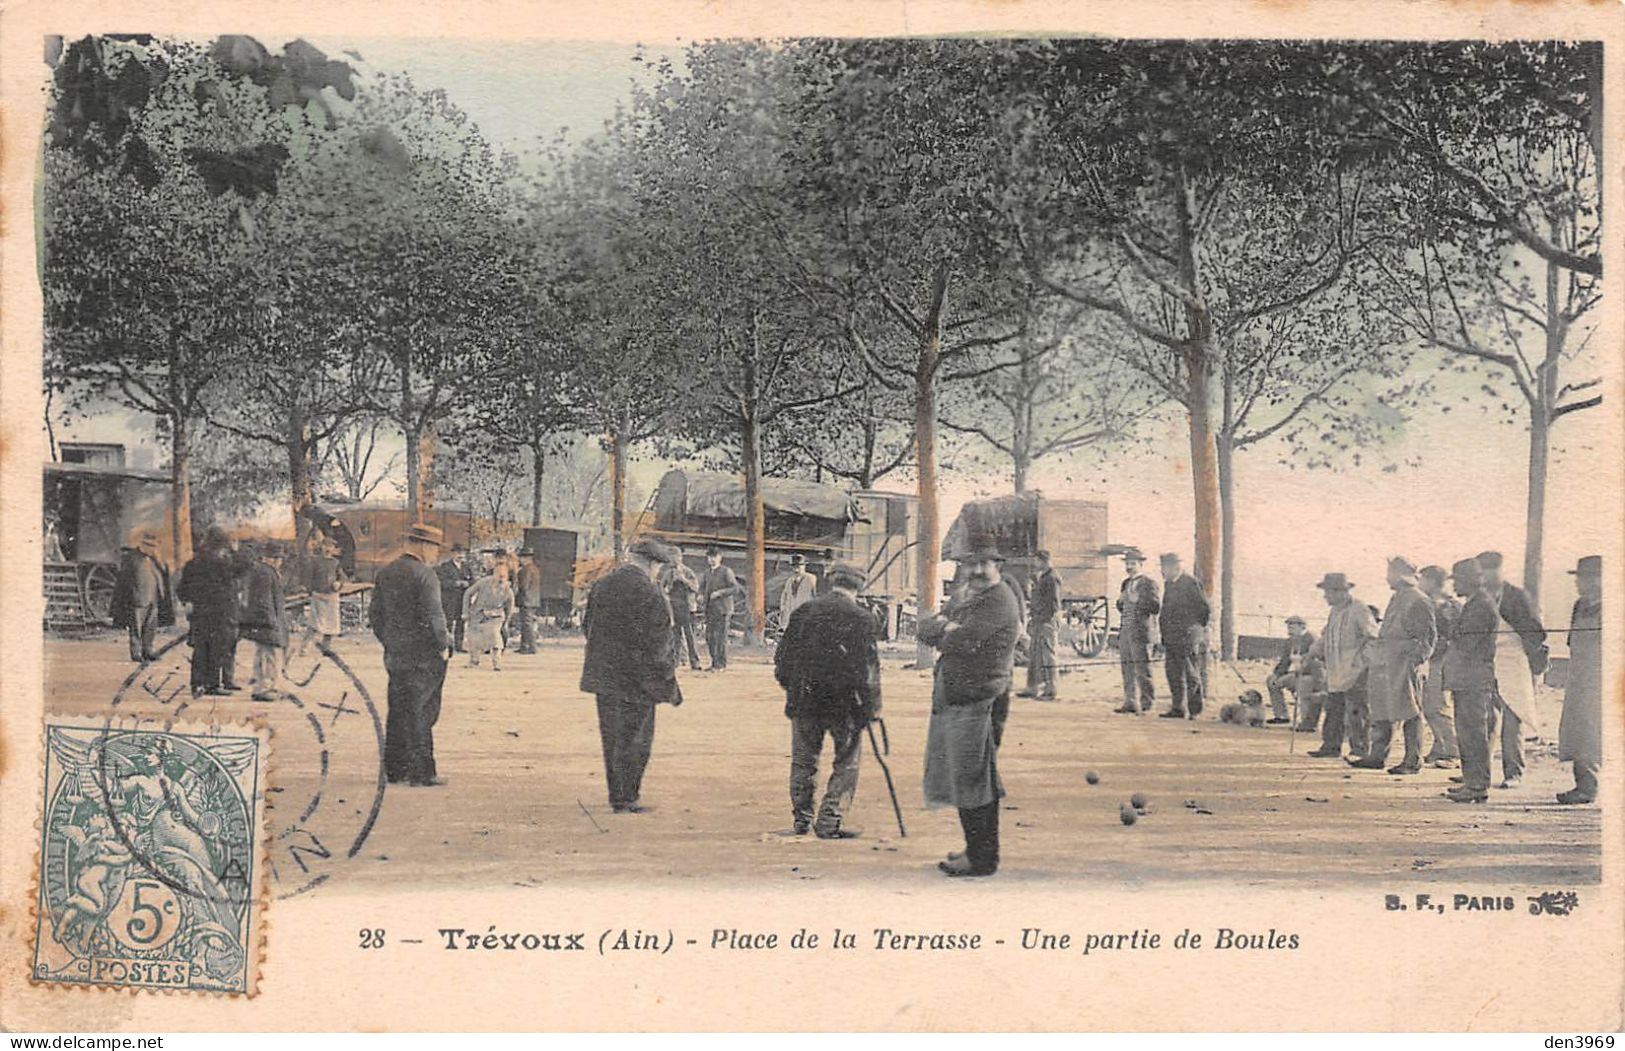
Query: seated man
1266 615 1321 727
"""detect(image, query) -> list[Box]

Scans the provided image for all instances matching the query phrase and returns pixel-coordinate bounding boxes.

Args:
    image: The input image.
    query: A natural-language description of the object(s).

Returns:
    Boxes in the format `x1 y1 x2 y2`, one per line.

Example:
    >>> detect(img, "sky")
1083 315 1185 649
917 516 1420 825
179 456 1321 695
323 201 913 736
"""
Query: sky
49 37 1621 632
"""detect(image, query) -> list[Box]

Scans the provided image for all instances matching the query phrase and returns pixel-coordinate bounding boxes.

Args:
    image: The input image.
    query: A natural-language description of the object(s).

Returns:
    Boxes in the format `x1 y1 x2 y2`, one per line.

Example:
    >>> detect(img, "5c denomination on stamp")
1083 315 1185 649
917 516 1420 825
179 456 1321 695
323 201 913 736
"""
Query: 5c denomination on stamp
33 715 270 996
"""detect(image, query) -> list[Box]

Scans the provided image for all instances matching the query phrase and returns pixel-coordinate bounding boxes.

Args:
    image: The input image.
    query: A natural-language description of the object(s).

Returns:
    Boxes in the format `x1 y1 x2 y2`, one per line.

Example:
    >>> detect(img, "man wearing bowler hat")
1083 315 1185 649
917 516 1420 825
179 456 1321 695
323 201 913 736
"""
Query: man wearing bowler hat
1156 552 1209 720
369 522 453 786
1305 572 1377 759
1113 548 1160 714
514 547 543 655
774 561 881 837
700 545 744 671
1350 556 1437 774
920 547 1020 877
580 538 683 814
1020 549 1063 701
1443 558 1499 803
1557 556 1602 805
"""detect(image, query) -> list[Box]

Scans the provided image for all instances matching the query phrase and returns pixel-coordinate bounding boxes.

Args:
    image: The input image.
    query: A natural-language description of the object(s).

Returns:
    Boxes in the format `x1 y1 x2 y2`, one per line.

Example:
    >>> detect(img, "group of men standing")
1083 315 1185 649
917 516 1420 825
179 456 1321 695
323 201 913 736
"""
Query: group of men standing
1256 551 1601 807
1111 549 1213 719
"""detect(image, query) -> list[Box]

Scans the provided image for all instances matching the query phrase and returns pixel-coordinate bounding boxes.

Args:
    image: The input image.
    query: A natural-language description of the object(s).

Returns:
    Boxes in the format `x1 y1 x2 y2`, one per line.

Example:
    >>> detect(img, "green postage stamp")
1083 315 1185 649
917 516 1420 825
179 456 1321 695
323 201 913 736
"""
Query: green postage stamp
33 716 270 996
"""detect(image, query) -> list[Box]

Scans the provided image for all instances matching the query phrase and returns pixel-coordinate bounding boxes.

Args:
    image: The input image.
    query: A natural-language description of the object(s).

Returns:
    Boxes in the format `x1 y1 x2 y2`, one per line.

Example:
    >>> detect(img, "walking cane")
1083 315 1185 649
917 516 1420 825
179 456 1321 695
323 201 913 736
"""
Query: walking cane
866 717 907 838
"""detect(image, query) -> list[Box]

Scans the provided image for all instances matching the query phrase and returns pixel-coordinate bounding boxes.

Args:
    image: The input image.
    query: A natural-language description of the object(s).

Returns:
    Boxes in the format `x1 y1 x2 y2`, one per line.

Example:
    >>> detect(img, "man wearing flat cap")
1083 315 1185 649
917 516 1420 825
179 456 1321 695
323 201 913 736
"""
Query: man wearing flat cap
1265 615 1318 727
1019 549 1063 701
1157 552 1210 720
1557 556 1602 805
370 522 453 786
1113 548 1160 714
1442 558 1498 803
580 538 683 814
1476 550 1548 789
1351 557 1437 774
1417 565 1462 768
774 561 881 837
920 547 1020 877
514 548 543 655
1306 572 1377 759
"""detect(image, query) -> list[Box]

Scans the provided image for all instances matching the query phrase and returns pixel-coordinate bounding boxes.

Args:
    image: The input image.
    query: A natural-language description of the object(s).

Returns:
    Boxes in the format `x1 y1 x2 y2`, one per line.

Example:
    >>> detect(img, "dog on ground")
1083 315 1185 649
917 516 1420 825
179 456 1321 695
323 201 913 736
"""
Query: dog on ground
1219 688 1267 727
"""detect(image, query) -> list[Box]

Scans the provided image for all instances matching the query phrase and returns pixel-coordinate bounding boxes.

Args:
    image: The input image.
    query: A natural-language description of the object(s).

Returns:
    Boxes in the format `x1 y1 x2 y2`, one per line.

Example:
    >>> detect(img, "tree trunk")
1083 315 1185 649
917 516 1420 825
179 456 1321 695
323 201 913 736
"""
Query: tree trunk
287 409 314 551
742 409 767 645
416 421 437 515
169 412 194 567
913 264 950 667
1174 170 1221 597
530 442 546 527
608 430 627 559
399 354 423 520
1523 256 1565 615
1216 429 1236 660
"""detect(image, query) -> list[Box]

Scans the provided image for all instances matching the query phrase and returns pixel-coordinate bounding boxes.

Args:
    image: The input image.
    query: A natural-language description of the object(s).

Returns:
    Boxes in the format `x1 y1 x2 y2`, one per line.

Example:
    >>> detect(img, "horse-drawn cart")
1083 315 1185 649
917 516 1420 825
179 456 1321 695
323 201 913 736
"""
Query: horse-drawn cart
942 492 1113 658
43 462 175 630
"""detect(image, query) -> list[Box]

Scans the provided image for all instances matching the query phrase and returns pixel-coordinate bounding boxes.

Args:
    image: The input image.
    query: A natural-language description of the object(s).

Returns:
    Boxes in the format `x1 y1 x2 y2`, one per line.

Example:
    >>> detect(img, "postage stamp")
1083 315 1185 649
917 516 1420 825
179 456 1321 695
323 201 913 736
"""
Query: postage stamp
32 715 270 996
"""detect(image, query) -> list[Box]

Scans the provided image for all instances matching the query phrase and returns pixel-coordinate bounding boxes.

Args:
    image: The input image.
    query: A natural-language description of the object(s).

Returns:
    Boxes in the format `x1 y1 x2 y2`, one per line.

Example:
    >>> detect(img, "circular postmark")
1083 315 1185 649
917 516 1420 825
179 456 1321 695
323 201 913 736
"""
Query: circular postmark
109 635 387 898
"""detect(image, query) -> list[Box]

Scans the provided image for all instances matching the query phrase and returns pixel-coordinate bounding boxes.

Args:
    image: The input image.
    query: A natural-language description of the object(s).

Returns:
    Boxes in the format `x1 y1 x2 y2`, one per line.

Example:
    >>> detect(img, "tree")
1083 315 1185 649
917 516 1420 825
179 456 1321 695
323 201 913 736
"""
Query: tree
322 417 401 501
764 380 915 489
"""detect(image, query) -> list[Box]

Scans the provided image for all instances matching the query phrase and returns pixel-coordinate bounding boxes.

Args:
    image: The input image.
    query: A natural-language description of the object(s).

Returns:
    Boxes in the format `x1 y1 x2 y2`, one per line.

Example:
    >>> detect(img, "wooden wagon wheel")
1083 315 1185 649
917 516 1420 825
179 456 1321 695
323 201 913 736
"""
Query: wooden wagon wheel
80 562 119 625
1067 597 1110 658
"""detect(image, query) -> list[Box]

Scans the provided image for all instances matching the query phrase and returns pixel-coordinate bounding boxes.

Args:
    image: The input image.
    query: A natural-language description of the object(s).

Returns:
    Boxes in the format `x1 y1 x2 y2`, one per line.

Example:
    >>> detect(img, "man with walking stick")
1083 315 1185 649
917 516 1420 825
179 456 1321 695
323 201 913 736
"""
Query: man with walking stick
773 562 882 839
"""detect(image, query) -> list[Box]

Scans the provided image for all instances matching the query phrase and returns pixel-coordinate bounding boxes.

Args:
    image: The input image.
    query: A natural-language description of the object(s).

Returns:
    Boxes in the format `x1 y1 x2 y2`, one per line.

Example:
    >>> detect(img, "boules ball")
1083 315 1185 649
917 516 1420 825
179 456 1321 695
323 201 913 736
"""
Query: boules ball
1130 792 1148 811
1085 771 1100 785
1119 805 1138 826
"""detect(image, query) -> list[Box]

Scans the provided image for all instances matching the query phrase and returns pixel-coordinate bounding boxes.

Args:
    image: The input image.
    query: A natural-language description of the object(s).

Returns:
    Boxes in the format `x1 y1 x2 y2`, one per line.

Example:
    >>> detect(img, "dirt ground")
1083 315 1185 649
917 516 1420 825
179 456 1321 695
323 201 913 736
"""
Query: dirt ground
40 631 1601 894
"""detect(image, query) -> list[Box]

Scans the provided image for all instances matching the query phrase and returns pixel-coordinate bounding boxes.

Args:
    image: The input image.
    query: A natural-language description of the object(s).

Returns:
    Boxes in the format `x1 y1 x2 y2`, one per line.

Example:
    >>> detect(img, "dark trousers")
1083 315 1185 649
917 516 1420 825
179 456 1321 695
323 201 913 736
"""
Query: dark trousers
190 621 235 690
673 613 700 668
1165 646 1204 715
384 658 448 785
1366 716 1422 767
128 604 157 660
705 608 730 669
1025 619 1058 695
1320 684 1370 756
1487 695 1525 781
444 605 466 651
992 690 1010 749
956 800 1000 875
789 713 863 833
595 691 657 809
1451 685 1494 792
517 606 538 653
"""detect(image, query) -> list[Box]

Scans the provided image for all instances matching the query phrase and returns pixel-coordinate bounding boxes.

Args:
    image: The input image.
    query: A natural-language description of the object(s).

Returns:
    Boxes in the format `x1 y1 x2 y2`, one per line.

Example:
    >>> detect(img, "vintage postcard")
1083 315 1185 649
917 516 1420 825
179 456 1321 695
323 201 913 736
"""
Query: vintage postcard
0 0 1621 1034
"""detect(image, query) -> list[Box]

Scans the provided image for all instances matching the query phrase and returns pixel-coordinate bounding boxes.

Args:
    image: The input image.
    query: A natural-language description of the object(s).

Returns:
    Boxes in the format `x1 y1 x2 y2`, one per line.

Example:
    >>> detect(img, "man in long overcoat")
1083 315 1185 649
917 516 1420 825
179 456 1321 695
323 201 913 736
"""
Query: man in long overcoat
921 547 1020 878
580 538 683 813
176 525 241 696
1113 548 1160 714
1477 550 1548 788
112 530 171 662
1352 557 1437 774
774 562 881 838
1157 552 1210 719
370 523 453 787
1306 572 1377 759
1444 558 1499 804
1557 555 1602 805
237 542 290 701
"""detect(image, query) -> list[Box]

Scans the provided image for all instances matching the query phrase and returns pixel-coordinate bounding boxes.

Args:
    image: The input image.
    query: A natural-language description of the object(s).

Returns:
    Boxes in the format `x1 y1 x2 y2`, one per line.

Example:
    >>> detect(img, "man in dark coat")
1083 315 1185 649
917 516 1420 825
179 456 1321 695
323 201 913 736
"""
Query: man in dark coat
774 562 881 838
1018 550 1062 700
514 548 543 655
176 525 241 696
921 548 1020 878
1114 548 1160 714
370 523 453 787
662 558 703 671
436 544 474 653
1444 558 1499 804
580 538 683 813
111 530 170 662
1157 552 1210 720
1557 556 1602 805
1265 615 1318 726
1477 550 1548 788
699 546 744 670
